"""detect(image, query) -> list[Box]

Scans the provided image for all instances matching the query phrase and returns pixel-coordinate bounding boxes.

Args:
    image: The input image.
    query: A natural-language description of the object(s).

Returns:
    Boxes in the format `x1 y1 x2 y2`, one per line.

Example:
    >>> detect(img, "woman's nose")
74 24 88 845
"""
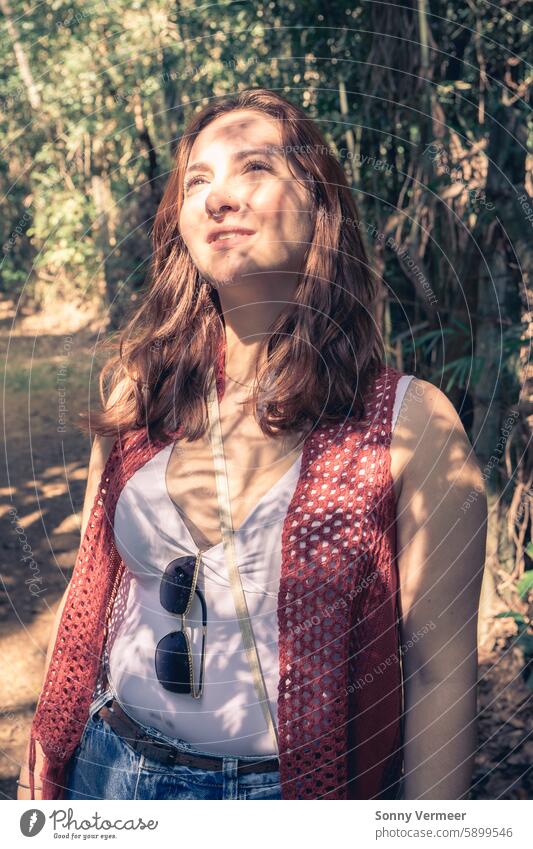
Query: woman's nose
205 188 240 218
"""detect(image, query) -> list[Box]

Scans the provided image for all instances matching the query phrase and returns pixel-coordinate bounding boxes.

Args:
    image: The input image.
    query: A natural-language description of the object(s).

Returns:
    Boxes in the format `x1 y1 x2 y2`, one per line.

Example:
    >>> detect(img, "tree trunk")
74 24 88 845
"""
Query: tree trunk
471 98 531 646
91 174 120 326
0 0 41 110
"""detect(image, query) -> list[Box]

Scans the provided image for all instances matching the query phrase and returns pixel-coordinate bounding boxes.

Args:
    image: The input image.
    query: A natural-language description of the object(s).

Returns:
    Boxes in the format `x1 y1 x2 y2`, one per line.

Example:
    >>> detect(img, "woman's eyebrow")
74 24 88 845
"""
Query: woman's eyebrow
185 145 283 176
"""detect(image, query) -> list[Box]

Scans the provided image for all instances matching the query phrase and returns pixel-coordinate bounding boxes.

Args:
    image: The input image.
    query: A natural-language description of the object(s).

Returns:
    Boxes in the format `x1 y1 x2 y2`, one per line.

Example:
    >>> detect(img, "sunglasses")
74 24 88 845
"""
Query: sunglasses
155 553 207 699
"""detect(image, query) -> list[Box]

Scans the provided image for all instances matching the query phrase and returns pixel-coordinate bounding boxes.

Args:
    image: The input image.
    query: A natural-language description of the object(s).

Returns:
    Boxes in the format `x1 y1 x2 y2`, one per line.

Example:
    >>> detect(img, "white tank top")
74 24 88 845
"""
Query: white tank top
105 374 415 755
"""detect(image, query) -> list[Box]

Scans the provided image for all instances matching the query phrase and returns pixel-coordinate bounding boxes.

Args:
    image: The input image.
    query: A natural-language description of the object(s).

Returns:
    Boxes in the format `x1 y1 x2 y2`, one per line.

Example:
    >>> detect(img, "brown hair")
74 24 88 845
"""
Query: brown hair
79 88 385 443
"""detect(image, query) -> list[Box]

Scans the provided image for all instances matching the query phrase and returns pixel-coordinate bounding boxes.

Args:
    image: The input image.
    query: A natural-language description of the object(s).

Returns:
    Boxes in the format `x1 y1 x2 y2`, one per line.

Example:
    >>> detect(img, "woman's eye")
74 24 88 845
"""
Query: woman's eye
184 159 272 193
243 159 272 174
184 175 206 191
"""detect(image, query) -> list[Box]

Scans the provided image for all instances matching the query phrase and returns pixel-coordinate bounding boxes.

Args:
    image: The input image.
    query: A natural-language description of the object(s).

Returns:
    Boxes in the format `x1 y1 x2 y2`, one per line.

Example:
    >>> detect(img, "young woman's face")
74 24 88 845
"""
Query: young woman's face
178 109 314 291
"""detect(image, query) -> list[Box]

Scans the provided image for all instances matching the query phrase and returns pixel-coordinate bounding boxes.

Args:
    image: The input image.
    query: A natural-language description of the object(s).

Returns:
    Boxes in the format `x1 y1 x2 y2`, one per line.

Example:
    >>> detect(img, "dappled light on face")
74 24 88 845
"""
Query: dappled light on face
178 110 314 293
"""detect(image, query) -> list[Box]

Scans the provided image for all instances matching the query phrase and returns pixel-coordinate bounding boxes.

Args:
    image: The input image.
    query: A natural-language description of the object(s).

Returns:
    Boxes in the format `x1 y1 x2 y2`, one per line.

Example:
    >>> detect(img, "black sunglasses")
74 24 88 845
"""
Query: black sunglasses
155 553 207 698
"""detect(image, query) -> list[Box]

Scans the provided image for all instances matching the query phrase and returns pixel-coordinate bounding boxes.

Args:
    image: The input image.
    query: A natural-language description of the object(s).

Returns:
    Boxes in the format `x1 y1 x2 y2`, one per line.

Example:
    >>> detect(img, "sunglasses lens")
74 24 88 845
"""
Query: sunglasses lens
160 556 197 614
155 631 191 693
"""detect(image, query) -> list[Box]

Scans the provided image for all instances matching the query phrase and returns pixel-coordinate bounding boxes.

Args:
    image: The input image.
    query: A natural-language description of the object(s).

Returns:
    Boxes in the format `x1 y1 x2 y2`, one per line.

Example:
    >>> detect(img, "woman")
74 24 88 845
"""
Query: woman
18 88 487 801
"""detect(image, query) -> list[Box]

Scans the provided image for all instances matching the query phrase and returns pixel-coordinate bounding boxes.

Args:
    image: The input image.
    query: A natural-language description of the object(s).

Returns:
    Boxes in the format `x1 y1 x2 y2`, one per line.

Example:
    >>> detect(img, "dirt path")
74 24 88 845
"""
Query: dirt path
0 297 105 799
0 298 531 799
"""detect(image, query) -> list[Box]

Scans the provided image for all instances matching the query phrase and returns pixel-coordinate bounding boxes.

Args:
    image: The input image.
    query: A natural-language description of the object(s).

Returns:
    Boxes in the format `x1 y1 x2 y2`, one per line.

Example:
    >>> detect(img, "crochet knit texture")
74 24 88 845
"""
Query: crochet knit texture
28 344 404 800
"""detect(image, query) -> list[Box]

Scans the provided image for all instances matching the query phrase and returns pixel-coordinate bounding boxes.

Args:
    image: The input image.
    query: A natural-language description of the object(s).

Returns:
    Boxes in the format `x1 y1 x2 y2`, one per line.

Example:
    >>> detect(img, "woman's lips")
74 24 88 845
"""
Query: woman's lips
208 231 256 251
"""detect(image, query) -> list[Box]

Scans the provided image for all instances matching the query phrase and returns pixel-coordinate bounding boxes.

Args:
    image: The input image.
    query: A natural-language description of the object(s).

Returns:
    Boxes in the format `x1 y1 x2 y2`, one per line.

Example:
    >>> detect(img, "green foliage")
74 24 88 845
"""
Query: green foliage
0 1 528 404
495 561 533 690
516 570 533 601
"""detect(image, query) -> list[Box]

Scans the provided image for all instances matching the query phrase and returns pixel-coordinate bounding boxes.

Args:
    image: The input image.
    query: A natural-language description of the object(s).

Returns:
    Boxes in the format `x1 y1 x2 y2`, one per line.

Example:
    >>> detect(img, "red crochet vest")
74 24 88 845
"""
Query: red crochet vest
28 356 405 800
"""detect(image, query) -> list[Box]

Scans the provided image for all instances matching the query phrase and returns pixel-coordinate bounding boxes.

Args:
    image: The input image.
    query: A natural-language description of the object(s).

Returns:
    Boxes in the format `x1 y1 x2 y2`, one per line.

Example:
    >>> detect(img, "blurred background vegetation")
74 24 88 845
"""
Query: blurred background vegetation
0 0 531 798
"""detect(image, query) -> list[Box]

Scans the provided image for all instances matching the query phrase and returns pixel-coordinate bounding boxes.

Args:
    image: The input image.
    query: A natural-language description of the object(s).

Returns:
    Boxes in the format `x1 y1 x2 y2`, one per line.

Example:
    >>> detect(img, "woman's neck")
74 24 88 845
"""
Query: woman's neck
224 331 264 387
218 280 296 382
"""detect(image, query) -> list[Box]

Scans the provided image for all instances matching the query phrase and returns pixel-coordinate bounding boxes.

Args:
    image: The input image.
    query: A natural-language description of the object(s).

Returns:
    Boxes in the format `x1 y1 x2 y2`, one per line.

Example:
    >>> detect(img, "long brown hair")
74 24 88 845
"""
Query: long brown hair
79 88 385 443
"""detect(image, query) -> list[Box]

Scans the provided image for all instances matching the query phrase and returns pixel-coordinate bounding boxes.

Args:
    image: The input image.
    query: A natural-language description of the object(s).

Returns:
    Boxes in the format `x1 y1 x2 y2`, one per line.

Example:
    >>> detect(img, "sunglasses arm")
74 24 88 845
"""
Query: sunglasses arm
191 587 207 699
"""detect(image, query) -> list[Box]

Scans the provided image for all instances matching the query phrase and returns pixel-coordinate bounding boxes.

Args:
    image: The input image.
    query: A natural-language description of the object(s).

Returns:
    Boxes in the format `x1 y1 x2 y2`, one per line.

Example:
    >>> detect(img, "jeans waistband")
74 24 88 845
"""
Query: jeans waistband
89 685 279 764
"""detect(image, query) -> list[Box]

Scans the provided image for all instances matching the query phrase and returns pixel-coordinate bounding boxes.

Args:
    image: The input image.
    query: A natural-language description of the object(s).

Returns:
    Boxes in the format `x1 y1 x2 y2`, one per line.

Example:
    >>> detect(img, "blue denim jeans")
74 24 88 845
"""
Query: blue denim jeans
63 686 282 800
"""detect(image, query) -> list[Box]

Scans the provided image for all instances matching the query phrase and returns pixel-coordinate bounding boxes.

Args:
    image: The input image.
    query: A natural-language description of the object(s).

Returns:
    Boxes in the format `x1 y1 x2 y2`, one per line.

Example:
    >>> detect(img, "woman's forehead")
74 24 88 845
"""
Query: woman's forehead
189 110 282 159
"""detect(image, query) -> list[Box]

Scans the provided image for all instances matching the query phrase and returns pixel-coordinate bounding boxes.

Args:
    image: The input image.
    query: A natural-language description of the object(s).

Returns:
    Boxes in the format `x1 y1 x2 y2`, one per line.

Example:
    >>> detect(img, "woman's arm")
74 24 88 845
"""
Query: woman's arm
17 433 117 800
393 378 487 800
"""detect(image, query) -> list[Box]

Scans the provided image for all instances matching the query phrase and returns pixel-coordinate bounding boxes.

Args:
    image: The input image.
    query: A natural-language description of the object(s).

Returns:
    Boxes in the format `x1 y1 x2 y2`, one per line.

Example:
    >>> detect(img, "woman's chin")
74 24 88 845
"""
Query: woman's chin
205 268 260 291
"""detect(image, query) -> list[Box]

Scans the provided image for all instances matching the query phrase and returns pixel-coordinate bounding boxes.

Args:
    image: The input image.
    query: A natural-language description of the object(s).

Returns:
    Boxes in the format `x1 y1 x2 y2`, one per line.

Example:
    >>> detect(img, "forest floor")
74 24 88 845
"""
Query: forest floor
0 298 531 800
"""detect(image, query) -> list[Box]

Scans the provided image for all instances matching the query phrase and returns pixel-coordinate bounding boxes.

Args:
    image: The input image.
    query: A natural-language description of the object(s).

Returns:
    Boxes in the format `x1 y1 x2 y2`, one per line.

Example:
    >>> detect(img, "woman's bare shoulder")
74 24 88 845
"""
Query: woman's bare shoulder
91 433 117 466
391 377 482 500
403 377 464 429
78 435 117 540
